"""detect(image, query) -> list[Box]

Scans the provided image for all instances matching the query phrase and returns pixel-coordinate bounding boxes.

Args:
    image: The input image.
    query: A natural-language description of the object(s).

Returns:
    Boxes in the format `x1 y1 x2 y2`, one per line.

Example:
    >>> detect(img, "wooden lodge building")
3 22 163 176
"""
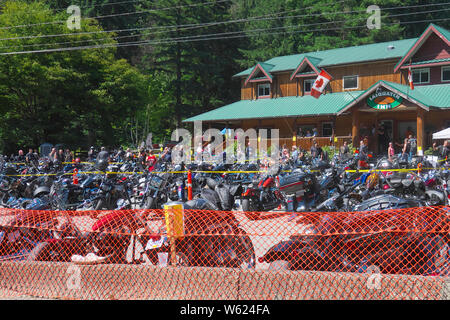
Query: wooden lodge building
184 24 450 154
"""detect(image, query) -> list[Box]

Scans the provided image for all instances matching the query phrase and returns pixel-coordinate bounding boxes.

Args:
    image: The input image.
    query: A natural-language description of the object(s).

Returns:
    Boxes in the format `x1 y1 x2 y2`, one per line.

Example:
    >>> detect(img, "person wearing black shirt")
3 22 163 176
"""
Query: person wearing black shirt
359 140 368 161
26 148 37 165
115 147 125 162
16 150 25 162
339 141 350 159
310 142 323 159
88 146 96 162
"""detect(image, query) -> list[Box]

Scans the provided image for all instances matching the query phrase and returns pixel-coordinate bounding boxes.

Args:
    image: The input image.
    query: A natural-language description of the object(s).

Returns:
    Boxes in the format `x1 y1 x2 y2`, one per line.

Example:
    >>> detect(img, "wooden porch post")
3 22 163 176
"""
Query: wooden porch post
352 109 360 147
417 108 425 154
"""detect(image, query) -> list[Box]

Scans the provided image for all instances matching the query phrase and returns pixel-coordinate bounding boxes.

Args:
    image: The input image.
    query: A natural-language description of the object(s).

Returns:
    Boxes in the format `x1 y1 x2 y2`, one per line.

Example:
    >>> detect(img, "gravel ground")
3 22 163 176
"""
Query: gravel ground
0 288 55 300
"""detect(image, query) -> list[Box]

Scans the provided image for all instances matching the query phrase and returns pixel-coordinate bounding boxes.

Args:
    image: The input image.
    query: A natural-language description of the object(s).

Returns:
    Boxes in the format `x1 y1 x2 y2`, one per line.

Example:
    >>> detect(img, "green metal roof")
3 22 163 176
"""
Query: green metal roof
394 24 450 72
336 81 450 115
183 91 363 122
412 83 450 108
409 57 450 66
373 81 450 108
185 82 450 123
234 38 417 78
432 23 450 42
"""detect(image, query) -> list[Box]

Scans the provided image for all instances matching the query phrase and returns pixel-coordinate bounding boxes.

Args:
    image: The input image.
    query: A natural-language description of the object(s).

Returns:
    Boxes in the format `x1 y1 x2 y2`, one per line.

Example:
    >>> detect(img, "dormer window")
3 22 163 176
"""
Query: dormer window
412 68 430 84
303 79 315 93
258 83 271 98
442 66 450 82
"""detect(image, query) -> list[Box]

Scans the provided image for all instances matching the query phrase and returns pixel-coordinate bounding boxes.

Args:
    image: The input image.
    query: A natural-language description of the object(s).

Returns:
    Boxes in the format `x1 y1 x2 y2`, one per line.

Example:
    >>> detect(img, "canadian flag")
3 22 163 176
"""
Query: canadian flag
310 70 332 98
408 66 414 90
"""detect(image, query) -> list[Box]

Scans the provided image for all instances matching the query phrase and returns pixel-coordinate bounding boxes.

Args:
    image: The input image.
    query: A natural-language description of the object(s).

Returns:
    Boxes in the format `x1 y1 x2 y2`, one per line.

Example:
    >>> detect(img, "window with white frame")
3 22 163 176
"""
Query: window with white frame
412 68 430 84
257 83 271 98
442 66 450 82
343 75 358 89
303 79 315 93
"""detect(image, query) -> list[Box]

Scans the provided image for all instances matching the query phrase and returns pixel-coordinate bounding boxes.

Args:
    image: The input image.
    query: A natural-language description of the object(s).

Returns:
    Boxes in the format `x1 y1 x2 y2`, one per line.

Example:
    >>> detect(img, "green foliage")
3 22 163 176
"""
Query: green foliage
230 0 449 66
0 0 150 154
424 147 434 156
0 0 448 153
321 145 338 159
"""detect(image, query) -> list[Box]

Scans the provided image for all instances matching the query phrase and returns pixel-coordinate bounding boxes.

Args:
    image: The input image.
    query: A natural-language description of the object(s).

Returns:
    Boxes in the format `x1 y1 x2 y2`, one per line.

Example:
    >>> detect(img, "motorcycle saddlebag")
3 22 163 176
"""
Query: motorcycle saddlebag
200 188 221 210
215 184 233 211
278 172 306 195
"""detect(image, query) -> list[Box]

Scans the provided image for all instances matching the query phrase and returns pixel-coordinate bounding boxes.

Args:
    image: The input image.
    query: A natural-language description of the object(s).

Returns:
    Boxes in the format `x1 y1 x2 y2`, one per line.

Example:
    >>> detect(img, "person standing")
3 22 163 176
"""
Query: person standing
88 146 96 162
26 148 37 165
310 142 323 160
64 149 73 162
388 142 395 162
312 127 319 137
440 140 449 161
377 124 386 154
48 147 56 162
291 145 299 164
407 134 417 160
401 138 410 162
339 141 350 159
16 150 25 162
146 152 157 172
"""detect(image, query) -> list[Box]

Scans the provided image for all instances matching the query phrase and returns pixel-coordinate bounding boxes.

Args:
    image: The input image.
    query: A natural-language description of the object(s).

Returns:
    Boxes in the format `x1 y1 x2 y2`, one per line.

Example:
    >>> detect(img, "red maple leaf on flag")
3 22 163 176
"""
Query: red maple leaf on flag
314 78 324 88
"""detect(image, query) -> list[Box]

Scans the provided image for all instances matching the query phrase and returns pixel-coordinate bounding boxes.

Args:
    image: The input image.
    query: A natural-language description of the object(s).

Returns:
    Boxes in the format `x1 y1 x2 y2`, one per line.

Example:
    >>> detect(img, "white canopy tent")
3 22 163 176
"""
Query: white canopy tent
432 127 450 140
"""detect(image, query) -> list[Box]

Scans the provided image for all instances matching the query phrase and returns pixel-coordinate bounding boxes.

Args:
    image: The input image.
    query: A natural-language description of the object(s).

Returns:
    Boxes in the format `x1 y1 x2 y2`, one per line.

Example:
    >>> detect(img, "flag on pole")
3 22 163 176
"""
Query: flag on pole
310 70 332 98
408 66 414 90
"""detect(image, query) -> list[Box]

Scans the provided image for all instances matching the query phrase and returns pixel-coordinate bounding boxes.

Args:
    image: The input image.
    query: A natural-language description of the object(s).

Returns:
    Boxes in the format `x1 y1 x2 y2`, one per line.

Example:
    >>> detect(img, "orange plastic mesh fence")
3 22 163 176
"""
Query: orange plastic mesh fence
0 206 449 300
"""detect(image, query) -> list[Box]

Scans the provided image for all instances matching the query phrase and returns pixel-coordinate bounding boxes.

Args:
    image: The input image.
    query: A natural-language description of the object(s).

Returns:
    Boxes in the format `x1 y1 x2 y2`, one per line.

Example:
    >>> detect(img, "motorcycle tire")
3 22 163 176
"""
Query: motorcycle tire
241 199 261 220
416 235 449 276
94 199 105 211
145 196 155 209
28 242 62 262
233 228 256 269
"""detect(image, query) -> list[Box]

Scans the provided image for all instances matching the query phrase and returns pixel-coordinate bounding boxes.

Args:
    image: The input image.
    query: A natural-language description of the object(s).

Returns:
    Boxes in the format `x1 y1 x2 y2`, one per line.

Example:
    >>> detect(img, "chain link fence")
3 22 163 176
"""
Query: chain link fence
0 206 449 300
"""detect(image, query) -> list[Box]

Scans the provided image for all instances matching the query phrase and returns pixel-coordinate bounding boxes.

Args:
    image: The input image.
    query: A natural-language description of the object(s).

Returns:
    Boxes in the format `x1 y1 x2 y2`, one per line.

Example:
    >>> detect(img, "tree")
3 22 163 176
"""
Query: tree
0 0 150 154
138 0 242 134
230 0 449 67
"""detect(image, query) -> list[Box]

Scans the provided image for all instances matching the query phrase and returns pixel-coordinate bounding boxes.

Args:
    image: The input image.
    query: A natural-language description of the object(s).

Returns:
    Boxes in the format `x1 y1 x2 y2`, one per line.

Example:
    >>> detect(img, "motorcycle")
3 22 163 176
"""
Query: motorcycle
259 204 449 276
0 210 84 262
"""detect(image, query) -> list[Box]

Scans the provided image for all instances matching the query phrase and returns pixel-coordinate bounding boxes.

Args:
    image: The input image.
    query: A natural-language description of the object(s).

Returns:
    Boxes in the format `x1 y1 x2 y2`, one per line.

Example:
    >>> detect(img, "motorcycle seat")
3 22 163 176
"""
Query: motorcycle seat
389 178 402 188
401 179 413 188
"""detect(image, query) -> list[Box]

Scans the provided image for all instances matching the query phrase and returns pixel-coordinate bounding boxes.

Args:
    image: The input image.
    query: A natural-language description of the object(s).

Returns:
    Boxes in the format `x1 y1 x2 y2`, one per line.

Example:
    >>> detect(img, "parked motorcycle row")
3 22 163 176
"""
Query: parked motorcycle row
0 152 449 276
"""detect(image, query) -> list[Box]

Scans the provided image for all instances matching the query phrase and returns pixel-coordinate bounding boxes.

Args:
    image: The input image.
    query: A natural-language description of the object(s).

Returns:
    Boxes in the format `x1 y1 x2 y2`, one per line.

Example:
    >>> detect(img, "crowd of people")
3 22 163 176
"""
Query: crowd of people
3 145 174 173
4 137 449 171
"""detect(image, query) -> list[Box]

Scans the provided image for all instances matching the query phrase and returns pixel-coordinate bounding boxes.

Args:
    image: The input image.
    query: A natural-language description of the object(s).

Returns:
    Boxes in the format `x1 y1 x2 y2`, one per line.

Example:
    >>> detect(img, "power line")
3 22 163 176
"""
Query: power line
1 17 447 56
0 5 448 51
0 2 448 42
0 0 235 30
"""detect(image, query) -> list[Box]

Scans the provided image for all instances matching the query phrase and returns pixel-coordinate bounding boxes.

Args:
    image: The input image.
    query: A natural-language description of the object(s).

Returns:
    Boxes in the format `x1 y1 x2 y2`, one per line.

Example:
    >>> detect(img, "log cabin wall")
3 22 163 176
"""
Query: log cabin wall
240 60 403 98
400 66 450 86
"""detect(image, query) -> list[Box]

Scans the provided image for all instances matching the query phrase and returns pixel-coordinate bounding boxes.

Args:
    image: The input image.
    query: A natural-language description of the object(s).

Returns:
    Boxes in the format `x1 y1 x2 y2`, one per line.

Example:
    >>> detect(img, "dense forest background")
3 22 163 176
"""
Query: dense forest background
0 0 448 154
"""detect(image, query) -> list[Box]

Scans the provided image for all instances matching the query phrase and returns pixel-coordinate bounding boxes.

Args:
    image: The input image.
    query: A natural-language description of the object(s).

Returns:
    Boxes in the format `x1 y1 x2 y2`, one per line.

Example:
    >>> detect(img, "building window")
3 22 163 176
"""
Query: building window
257 83 271 98
343 75 358 89
442 66 450 82
322 122 333 137
412 68 430 84
297 125 315 137
303 79 315 93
